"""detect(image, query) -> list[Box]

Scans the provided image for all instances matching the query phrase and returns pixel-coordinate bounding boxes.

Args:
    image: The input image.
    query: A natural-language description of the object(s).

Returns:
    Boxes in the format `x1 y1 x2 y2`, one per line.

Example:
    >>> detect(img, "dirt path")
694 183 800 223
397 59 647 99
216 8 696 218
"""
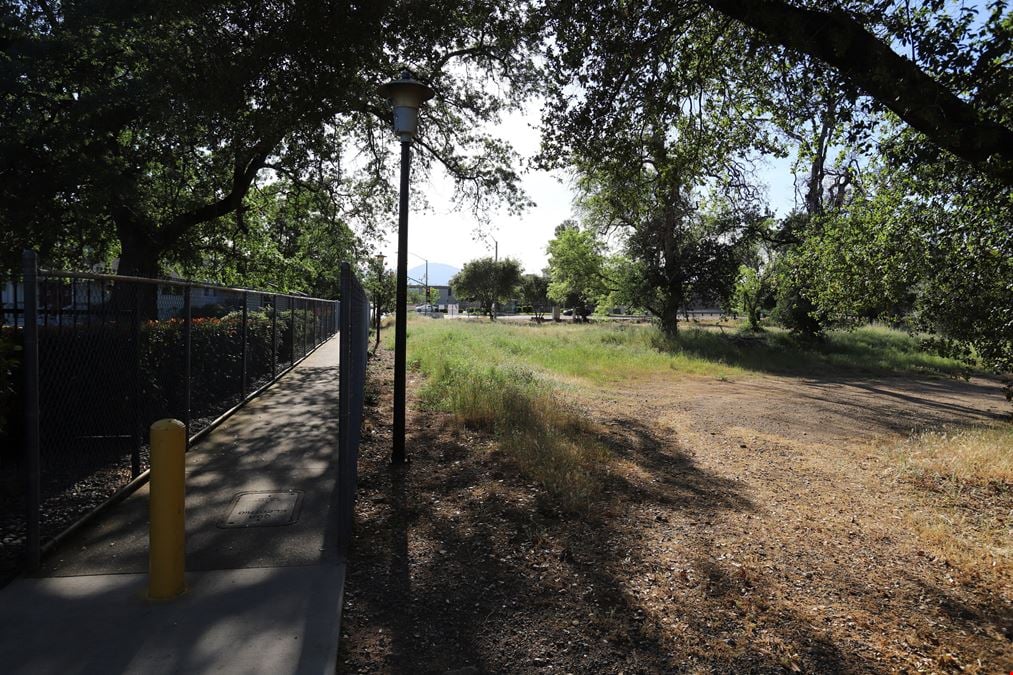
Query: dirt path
339 353 1012 674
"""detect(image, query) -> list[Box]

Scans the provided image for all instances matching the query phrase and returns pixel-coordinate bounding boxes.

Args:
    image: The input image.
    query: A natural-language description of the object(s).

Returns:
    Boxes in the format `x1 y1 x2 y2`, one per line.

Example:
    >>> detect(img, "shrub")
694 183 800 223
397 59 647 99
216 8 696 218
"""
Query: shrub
772 277 826 339
139 310 280 421
192 303 228 318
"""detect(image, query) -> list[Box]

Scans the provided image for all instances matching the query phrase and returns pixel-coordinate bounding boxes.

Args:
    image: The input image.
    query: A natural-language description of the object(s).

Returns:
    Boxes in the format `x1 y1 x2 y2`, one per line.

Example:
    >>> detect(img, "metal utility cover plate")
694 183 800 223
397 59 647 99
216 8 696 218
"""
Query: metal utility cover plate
220 491 304 528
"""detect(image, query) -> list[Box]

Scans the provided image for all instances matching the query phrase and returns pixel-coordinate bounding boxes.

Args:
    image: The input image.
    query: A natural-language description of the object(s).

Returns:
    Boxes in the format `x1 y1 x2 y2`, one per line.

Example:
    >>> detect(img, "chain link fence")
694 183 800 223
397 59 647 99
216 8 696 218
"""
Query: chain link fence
337 261 370 556
1 251 339 577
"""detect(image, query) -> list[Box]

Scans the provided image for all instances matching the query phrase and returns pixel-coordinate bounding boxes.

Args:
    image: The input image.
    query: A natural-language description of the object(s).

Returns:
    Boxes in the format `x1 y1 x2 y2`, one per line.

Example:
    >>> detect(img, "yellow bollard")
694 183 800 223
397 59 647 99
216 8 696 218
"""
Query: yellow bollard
148 418 186 600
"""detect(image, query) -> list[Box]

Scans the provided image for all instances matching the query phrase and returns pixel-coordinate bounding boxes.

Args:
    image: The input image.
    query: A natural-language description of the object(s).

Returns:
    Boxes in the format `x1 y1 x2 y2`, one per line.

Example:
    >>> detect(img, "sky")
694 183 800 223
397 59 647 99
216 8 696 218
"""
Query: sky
379 102 799 276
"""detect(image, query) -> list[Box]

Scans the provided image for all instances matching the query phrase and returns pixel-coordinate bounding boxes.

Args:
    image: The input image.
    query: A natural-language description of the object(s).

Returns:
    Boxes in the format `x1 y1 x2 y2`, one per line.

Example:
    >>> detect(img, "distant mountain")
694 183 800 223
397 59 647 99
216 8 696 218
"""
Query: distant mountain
406 262 459 286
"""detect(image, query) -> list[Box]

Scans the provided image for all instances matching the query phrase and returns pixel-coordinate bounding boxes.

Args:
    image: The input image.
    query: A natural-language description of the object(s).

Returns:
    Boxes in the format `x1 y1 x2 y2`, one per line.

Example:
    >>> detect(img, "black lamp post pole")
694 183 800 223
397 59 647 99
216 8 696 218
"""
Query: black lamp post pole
393 138 411 464
374 258 383 351
379 70 433 465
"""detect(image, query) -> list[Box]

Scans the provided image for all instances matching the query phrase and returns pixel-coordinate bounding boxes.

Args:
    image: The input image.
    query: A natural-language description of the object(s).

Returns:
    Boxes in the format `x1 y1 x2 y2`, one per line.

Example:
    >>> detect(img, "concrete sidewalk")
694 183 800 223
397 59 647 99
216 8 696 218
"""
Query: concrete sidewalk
0 336 346 674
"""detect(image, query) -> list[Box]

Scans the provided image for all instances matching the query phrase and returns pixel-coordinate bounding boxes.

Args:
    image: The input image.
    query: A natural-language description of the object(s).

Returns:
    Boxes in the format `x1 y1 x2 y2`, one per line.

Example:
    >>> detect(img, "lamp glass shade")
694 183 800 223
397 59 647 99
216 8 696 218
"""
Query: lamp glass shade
377 76 435 139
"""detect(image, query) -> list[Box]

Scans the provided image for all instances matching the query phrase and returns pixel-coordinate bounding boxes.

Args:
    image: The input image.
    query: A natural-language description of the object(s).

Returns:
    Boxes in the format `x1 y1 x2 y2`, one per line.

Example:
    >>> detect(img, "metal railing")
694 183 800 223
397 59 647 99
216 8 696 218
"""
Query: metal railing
1 251 339 576
337 261 370 556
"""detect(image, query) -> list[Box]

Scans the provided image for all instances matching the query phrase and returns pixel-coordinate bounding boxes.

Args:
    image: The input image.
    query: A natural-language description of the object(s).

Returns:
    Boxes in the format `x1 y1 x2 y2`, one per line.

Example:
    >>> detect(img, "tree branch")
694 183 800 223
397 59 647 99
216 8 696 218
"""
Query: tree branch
431 42 489 76
160 138 278 245
35 0 59 30
702 0 1013 185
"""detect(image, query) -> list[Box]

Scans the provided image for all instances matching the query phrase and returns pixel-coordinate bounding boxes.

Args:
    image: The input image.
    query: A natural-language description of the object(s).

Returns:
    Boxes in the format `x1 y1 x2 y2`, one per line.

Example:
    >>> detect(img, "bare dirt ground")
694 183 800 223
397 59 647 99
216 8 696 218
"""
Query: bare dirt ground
338 348 1012 674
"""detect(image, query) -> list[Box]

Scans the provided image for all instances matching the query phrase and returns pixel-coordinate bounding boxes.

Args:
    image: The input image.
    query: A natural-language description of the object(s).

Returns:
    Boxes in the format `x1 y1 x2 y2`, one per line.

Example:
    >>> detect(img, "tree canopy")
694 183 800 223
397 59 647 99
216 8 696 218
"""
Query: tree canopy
449 257 524 319
518 273 550 317
538 0 1012 369
540 0 1013 186
546 224 606 321
2 0 539 289
2 0 1010 376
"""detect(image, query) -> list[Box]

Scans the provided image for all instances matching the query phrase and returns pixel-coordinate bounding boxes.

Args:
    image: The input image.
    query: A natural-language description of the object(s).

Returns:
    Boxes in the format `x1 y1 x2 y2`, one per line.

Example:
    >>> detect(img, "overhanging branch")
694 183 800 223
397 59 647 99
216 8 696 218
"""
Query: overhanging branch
703 0 1013 185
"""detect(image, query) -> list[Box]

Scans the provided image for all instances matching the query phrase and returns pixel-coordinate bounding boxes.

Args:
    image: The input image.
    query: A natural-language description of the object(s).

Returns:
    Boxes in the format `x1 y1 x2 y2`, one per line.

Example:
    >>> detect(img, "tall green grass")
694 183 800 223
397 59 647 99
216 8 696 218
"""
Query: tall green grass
403 321 972 387
409 338 609 512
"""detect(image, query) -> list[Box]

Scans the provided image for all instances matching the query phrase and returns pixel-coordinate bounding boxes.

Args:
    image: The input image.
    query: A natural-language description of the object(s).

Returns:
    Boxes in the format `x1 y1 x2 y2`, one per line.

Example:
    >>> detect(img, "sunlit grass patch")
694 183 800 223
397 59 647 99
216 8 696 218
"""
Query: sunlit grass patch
402 320 744 384
401 318 982 512
402 320 973 386
892 424 1013 495
409 333 610 511
888 424 1012 583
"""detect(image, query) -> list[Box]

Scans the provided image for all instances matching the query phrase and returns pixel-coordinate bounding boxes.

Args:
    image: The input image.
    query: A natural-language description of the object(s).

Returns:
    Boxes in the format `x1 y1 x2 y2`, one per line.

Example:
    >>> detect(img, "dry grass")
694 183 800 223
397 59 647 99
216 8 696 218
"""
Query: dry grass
893 424 1013 493
496 391 612 513
905 510 1011 588
889 424 1013 588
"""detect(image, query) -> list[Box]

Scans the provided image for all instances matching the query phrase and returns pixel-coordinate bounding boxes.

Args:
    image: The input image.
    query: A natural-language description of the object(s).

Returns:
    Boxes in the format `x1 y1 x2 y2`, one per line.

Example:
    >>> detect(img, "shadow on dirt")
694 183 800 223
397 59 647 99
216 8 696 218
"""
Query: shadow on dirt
341 397 883 672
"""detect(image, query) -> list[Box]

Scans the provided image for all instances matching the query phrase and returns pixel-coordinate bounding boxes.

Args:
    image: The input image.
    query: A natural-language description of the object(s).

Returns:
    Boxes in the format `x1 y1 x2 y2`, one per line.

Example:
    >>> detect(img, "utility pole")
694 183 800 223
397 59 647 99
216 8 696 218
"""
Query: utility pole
408 251 430 313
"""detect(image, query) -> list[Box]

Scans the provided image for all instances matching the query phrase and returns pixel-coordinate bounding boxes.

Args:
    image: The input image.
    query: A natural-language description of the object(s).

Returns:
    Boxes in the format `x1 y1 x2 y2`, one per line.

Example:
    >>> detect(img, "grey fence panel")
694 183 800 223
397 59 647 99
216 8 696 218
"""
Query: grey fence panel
337 262 369 556
0 258 339 577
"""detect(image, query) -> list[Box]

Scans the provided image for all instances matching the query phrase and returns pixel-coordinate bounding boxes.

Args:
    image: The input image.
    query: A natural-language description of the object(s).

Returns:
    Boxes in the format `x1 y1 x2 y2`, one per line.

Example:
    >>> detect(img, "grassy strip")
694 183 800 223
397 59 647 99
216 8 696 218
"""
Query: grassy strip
403 320 972 386
400 318 978 512
406 329 610 512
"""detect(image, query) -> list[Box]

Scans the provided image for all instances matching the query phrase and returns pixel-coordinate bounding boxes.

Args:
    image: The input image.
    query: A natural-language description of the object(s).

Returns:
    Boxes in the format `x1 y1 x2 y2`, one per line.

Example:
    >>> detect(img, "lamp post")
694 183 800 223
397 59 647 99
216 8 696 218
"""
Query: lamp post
378 71 434 465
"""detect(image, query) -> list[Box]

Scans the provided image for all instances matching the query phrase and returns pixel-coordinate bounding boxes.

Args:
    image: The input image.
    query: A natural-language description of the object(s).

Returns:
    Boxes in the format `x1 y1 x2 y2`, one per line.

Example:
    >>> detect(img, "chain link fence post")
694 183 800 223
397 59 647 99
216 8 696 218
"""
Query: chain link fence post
21 250 41 570
131 285 141 478
271 294 278 379
183 285 192 444
241 291 249 398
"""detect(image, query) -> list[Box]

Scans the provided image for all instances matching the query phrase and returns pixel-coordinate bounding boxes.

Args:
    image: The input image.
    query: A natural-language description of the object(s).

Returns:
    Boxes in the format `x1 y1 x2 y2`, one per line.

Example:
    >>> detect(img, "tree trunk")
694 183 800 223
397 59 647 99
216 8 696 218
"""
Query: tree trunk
660 288 681 338
113 212 162 320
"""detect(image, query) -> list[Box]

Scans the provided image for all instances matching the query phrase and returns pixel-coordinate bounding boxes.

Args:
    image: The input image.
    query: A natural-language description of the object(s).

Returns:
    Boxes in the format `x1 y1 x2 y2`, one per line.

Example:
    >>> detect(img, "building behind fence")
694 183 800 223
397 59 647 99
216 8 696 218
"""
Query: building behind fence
1 251 347 576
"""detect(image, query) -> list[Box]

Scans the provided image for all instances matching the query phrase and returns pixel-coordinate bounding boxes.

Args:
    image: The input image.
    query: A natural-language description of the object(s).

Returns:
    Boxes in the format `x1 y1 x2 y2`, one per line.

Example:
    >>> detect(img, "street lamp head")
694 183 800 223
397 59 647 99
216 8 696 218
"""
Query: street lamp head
377 70 435 142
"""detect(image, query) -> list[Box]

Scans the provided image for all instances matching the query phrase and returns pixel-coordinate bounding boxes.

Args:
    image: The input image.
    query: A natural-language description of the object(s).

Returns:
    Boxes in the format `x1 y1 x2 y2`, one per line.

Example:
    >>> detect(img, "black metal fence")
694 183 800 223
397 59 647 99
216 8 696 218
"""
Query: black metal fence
337 261 370 555
1 251 339 575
